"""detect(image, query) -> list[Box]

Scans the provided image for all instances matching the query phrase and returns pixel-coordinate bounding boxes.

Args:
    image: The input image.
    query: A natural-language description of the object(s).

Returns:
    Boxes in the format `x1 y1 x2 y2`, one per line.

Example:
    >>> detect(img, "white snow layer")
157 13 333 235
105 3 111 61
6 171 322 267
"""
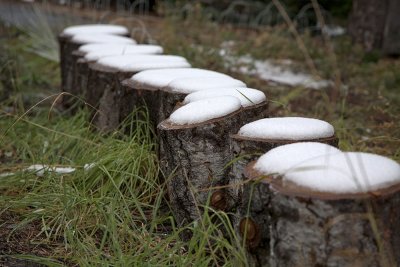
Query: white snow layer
62 24 129 37
254 144 400 193
238 117 335 140
167 77 246 94
169 96 241 125
26 164 76 177
130 68 233 89
183 87 266 107
71 34 136 45
81 45 163 61
254 142 341 176
96 55 191 72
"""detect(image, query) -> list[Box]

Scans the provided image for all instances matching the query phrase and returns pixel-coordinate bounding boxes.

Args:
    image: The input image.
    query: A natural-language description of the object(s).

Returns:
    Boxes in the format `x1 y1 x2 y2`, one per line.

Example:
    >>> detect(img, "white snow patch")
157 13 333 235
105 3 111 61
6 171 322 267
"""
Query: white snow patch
282 152 399 193
254 142 341 177
322 25 345 37
26 164 76 177
84 163 96 170
130 68 233 89
167 77 246 94
96 54 191 72
71 34 136 45
82 45 163 61
169 96 241 125
183 87 266 107
62 24 129 37
238 117 334 140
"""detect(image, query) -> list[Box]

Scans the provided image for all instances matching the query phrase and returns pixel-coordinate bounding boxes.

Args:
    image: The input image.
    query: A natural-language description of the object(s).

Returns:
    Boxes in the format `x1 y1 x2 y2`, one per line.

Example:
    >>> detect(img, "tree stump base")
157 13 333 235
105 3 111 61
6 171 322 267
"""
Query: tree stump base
158 109 244 240
240 162 400 267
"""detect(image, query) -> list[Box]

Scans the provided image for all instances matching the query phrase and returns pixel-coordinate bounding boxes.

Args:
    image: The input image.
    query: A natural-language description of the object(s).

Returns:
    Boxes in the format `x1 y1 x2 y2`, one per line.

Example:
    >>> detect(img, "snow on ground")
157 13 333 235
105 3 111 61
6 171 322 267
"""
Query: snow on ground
183 87 266 107
169 96 241 125
220 42 332 90
238 117 335 140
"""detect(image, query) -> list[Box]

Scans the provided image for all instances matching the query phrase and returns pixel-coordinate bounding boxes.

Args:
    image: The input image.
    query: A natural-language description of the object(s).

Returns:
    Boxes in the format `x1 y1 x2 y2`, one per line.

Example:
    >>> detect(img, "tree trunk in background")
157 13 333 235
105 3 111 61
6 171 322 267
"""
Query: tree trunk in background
348 0 400 55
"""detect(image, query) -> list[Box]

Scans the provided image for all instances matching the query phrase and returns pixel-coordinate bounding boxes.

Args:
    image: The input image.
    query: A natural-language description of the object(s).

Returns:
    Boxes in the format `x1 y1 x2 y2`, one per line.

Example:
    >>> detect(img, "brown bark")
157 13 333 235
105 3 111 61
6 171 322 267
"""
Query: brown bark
158 110 244 240
239 162 400 267
58 35 81 108
231 135 338 265
158 90 187 126
348 0 400 55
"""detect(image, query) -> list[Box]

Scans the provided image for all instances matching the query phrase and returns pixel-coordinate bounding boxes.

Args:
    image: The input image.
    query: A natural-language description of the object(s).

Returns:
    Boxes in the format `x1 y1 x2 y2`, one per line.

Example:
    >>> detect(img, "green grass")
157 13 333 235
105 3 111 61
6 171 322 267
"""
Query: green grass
1 1 400 266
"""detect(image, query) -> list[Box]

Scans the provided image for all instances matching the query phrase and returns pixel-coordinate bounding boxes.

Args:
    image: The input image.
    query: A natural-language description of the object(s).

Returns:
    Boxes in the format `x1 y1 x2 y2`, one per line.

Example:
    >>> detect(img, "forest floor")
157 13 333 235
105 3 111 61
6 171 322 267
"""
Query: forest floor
0 1 399 266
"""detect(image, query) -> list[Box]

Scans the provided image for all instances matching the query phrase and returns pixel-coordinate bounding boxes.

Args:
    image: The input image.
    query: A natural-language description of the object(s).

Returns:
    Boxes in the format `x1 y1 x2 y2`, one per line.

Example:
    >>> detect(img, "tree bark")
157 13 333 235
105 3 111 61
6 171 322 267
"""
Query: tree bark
58 35 81 108
158 110 244 240
240 162 400 267
347 0 400 55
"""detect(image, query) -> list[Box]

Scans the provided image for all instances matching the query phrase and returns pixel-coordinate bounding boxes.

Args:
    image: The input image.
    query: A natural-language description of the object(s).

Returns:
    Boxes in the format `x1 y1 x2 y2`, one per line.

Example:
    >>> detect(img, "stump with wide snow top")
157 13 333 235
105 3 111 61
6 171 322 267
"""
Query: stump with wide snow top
158 96 244 240
240 144 400 267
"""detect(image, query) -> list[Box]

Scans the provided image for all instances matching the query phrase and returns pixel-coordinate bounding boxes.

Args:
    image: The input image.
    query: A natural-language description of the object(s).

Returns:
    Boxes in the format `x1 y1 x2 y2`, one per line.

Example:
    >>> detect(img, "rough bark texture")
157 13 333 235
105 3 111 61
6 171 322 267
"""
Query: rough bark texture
74 59 91 104
231 135 338 265
382 0 400 56
121 80 161 129
158 110 244 240
158 90 187 126
58 35 81 108
85 64 117 127
240 101 268 124
240 164 400 267
348 0 400 55
95 71 136 132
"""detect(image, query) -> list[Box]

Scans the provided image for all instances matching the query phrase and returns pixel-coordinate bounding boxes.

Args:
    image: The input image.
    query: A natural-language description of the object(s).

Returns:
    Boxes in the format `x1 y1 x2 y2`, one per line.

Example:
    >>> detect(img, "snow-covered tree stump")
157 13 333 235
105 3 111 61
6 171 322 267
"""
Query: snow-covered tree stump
241 143 400 267
158 97 244 240
58 25 133 108
231 119 338 266
159 77 247 124
86 55 190 132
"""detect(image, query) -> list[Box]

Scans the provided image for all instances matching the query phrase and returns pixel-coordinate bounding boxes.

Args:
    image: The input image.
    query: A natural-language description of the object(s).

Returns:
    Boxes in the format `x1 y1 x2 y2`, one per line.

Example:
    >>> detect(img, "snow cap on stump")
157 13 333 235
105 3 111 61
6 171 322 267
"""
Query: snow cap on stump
79 44 163 61
238 117 335 140
71 34 136 45
253 143 400 194
183 87 266 107
167 77 246 94
129 68 235 90
95 55 191 72
62 24 129 37
169 96 241 125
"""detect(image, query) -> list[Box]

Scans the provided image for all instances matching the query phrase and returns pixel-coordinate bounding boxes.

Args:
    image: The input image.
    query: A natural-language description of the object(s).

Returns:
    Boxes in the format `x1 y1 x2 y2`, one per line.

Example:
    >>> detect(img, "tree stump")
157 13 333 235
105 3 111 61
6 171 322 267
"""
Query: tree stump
58 31 134 109
230 118 338 265
243 159 400 267
86 55 190 132
158 97 244 240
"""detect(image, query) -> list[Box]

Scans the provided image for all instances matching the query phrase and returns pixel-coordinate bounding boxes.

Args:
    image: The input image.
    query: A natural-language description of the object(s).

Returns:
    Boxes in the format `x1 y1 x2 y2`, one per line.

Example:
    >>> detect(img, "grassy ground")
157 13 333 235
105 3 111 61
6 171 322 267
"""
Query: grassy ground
1 2 400 266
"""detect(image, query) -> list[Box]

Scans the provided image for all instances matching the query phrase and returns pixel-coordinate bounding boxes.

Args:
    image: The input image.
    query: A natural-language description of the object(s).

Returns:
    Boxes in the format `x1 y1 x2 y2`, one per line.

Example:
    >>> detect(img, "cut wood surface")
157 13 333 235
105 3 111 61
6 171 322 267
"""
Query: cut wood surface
242 161 400 267
158 109 244 240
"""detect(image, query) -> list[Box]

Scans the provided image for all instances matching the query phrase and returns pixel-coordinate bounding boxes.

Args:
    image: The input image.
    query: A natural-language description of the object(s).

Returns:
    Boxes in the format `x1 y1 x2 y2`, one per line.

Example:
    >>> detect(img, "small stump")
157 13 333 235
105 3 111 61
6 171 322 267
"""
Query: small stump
58 31 134 108
242 146 400 267
158 96 244 240
86 55 190 132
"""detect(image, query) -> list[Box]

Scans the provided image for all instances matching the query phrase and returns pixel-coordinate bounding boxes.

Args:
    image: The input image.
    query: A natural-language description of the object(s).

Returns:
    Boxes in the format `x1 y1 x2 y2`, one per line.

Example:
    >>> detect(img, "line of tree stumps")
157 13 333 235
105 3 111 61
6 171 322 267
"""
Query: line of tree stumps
59 24 400 267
